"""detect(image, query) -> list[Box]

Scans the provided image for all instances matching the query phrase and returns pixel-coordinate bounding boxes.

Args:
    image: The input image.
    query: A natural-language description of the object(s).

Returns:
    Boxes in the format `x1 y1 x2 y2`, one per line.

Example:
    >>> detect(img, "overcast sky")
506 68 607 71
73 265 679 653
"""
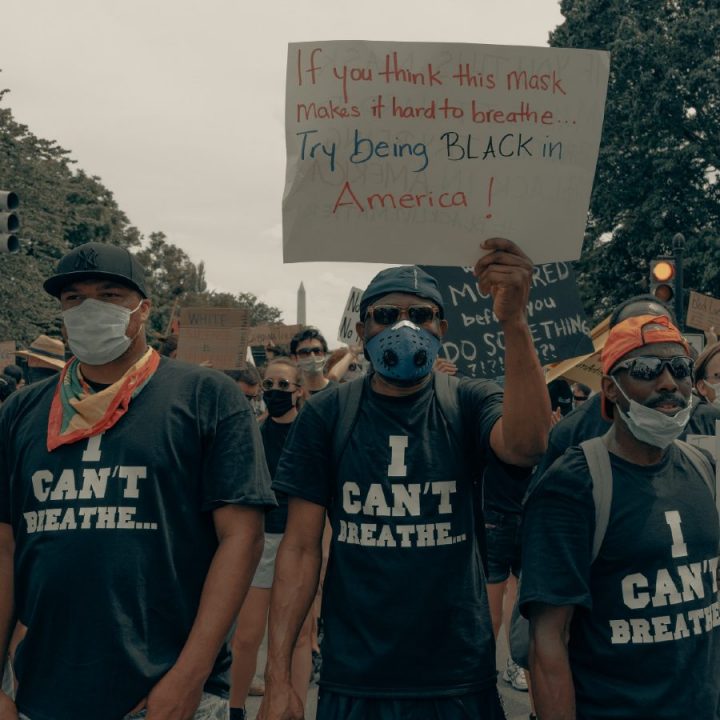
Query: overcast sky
3 0 564 344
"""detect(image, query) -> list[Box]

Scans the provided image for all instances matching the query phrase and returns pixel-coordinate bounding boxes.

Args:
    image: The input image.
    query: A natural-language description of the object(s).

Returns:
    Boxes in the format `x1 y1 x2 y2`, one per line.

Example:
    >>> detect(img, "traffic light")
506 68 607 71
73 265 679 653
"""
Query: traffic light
650 257 676 302
0 190 20 254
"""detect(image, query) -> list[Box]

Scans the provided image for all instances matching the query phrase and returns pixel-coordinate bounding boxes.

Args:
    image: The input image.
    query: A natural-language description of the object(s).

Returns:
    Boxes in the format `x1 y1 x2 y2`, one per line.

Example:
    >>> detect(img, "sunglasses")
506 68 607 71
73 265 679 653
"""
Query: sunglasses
296 347 324 357
612 356 694 381
262 378 299 391
366 304 440 326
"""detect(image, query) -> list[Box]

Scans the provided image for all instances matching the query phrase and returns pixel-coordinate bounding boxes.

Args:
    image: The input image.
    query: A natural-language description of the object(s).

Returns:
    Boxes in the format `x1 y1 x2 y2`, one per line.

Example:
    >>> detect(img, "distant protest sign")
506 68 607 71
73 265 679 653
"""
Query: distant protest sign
284 41 609 266
337 287 363 346
248 323 302 349
0 340 16 366
177 307 250 369
686 291 720 332
544 315 609 392
422 262 593 379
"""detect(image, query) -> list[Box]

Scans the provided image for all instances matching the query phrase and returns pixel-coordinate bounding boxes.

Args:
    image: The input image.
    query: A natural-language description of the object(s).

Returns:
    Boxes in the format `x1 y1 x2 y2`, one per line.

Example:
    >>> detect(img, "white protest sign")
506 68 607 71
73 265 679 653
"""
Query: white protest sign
284 41 609 266
337 287 363 346
687 291 720 332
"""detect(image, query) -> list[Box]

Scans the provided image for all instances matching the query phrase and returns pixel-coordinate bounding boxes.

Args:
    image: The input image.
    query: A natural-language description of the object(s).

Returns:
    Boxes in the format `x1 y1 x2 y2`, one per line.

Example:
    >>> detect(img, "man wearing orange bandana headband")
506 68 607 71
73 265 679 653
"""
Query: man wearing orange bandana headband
0 242 275 720
520 315 720 719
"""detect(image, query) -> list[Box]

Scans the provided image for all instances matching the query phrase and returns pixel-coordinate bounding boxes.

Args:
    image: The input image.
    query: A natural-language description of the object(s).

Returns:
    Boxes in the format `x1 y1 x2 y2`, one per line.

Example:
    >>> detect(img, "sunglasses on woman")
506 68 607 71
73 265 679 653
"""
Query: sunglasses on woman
262 378 299 391
366 304 440 326
611 356 694 381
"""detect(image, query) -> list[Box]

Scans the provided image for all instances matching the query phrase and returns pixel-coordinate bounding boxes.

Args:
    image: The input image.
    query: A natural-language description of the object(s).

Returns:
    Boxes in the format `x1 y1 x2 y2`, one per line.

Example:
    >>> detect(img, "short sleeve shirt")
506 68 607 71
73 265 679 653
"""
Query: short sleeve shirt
520 445 720 719
0 358 275 720
273 374 504 697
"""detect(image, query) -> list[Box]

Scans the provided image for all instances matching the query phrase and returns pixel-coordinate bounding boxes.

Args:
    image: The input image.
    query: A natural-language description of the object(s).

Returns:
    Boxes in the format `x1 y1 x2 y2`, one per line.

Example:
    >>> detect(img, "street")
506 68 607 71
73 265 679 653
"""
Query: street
245 627 531 720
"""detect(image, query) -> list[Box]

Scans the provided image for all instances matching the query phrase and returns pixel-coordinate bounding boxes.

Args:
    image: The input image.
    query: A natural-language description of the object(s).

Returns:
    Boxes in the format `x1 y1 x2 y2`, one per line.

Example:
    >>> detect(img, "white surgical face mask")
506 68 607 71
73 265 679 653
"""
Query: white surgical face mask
703 380 720 409
298 356 326 375
63 298 143 365
613 379 693 449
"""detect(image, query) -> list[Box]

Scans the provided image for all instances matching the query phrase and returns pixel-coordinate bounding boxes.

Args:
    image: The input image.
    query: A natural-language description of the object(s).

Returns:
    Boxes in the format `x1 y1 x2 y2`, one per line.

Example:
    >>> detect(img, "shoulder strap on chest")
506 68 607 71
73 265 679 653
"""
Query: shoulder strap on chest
674 439 717 501
580 435 614 563
331 377 365 466
432 371 464 444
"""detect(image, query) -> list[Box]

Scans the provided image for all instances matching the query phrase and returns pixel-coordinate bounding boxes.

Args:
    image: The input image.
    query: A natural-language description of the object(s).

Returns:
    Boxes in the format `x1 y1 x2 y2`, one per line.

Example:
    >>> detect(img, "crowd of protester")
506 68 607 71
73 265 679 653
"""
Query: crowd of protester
1 241 719 720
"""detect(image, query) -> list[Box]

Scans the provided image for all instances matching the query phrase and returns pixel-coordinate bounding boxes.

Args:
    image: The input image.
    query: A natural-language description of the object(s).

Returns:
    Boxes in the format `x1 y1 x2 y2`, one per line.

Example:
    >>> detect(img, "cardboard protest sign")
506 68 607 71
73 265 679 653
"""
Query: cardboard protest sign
544 315 609 391
337 287 363 346
0 340 16 367
248 323 302 349
284 41 609 266
686 291 720 332
176 307 250 369
422 262 593 379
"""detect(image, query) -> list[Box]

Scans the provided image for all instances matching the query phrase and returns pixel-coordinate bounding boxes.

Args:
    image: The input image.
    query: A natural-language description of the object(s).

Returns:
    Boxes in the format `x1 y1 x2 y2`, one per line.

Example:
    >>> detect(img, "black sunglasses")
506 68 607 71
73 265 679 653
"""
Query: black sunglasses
367 304 440 326
296 347 324 357
262 378 299 391
612 356 694 381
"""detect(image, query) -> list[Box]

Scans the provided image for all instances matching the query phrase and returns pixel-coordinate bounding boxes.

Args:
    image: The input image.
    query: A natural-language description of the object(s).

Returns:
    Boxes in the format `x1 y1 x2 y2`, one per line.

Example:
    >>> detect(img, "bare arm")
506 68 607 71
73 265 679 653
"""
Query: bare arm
326 346 361 384
144 504 264 720
475 238 551 466
260 498 326 720
0 523 17 717
529 603 576 720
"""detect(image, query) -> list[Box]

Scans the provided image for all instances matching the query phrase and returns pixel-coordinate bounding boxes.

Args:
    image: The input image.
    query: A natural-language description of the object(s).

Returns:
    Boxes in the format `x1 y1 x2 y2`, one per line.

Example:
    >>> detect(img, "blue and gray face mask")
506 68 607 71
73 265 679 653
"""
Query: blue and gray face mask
365 320 441 383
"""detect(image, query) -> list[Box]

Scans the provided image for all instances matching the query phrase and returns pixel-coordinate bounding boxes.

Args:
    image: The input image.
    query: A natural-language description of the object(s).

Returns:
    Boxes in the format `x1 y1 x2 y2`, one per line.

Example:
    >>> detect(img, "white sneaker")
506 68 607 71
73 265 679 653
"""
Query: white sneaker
502 658 528 692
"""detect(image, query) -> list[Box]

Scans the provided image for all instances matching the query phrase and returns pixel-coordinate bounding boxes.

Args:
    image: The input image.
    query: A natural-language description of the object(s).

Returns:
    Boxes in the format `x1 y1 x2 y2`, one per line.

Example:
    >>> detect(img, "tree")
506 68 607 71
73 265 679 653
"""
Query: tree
136 233 283 337
550 0 720 322
0 84 142 343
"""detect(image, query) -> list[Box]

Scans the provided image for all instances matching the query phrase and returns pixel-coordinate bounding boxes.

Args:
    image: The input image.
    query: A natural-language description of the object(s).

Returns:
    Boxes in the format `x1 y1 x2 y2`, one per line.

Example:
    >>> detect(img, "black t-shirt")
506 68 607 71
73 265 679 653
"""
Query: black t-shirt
261 418 292 534
0 358 275 720
533 393 610 481
273 374 505 697
482 454 532 515
520 445 720 719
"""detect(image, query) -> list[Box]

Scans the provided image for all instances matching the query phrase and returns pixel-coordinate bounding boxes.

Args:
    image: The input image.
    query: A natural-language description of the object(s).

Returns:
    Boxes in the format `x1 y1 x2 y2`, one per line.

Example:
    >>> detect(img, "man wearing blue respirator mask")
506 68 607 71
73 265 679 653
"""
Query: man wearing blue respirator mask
260 238 551 720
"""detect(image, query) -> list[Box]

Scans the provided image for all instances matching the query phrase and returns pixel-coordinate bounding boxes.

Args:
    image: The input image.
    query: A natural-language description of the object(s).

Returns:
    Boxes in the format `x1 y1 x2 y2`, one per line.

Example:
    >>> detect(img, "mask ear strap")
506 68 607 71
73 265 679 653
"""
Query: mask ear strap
611 375 631 404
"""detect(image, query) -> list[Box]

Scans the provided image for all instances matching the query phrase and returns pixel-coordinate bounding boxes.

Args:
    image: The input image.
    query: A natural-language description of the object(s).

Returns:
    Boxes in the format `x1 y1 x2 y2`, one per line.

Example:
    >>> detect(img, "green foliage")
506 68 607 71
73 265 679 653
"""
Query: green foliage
0 82 282 346
136 233 283 338
0 86 141 343
550 0 720 322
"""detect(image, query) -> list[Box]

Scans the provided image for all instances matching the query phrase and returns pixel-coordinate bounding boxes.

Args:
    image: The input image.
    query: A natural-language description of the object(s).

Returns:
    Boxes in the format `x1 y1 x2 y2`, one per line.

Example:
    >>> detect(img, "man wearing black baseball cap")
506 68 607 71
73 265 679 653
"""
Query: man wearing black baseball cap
0 242 275 720
261 238 552 720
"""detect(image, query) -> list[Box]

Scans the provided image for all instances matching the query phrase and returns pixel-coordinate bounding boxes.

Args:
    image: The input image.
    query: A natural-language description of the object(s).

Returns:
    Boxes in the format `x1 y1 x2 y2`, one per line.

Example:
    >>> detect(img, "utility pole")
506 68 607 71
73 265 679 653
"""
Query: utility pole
673 233 685 331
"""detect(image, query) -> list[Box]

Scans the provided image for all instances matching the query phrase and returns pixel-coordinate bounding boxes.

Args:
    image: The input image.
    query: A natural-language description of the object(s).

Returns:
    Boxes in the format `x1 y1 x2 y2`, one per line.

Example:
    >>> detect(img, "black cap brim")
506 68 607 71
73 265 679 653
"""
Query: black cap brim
43 270 148 298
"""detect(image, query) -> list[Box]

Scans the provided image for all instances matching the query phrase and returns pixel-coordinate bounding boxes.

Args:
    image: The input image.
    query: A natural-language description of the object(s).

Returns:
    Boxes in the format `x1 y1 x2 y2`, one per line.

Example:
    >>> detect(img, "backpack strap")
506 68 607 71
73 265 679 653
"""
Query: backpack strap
331 377 365 467
433 371 491 574
432 371 463 443
580 436 614 562
674 439 717 507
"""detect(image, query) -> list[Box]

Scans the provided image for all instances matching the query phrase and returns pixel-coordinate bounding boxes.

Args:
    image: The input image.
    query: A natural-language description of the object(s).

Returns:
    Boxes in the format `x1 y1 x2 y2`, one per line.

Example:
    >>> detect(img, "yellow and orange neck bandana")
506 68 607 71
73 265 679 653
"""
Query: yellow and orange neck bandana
47 348 160 451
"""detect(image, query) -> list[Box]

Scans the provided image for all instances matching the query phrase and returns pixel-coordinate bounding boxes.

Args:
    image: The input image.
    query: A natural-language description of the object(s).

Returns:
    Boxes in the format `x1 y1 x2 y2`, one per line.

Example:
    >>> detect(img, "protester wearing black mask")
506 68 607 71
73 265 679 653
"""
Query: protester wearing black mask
230 358 309 720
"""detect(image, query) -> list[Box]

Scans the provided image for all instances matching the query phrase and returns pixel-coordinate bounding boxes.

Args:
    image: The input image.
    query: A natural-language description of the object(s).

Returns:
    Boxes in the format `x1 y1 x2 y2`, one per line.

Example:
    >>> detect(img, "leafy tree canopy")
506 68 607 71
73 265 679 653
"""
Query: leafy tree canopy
0 83 281 345
551 0 720 323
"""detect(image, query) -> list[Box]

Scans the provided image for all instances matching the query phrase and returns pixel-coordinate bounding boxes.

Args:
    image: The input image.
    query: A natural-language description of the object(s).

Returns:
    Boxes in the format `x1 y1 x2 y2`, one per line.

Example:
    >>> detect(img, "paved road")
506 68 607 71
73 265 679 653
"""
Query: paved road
245 627 531 720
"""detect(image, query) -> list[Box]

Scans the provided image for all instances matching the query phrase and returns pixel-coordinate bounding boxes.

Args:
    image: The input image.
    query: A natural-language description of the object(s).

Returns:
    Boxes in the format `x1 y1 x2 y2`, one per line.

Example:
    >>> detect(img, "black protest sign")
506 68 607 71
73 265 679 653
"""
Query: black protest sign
420 263 593 379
